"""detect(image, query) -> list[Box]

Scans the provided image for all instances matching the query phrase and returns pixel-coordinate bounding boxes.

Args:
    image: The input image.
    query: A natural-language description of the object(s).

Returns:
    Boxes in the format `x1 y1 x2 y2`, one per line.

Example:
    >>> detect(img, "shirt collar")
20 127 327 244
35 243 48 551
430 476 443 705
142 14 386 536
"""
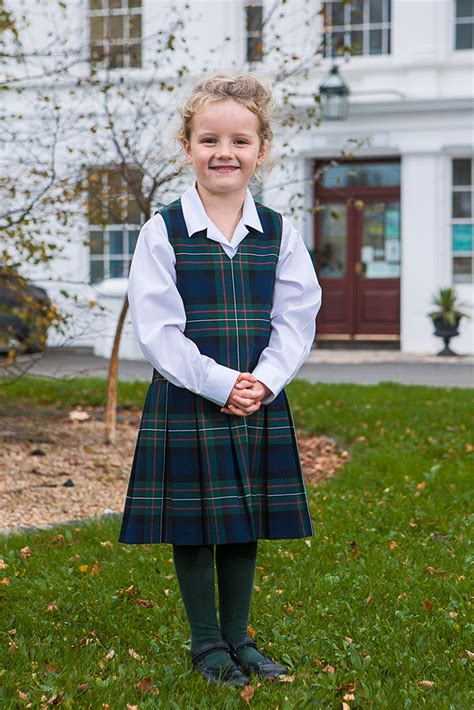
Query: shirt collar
181 182 264 238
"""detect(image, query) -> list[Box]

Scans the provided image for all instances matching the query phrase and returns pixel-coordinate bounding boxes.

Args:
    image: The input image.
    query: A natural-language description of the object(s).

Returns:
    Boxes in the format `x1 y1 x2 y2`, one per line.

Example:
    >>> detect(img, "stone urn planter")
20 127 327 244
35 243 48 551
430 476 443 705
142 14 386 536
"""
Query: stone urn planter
428 288 469 356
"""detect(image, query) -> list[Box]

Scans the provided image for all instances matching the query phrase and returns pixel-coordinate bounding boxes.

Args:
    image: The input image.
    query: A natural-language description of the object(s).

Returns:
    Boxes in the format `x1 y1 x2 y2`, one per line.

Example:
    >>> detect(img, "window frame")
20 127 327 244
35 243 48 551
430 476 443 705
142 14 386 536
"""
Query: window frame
450 156 474 285
244 1 264 63
322 0 392 59
89 0 143 70
87 166 142 285
454 0 474 51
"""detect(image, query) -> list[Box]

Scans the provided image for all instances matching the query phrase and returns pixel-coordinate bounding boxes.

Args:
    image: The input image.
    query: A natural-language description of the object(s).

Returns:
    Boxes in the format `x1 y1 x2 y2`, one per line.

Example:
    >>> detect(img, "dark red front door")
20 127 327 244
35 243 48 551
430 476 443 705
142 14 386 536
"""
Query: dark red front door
314 159 401 340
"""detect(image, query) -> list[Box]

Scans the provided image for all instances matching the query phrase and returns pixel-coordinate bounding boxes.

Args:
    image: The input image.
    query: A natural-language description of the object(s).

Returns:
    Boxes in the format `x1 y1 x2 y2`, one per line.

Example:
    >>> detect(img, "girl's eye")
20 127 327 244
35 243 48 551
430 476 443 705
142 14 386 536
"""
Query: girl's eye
235 139 248 145
201 138 216 144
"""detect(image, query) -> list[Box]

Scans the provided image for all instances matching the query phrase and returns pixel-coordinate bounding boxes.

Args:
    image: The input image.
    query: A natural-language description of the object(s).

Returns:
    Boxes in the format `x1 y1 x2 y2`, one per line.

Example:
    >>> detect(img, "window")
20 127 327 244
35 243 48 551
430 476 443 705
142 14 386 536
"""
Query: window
454 0 474 50
323 0 391 58
245 1 263 62
451 158 473 284
87 167 142 284
89 0 142 69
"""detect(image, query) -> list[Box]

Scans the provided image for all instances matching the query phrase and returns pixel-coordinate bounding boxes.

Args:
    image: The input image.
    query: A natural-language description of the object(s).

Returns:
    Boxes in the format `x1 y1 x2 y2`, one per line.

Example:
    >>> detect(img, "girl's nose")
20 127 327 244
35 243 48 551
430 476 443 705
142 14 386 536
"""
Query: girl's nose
215 143 234 159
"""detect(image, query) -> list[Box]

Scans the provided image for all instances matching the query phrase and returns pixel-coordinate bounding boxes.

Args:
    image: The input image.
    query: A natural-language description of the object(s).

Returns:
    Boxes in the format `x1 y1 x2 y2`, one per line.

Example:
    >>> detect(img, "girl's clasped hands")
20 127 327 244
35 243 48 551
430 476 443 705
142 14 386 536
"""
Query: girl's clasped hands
220 372 272 417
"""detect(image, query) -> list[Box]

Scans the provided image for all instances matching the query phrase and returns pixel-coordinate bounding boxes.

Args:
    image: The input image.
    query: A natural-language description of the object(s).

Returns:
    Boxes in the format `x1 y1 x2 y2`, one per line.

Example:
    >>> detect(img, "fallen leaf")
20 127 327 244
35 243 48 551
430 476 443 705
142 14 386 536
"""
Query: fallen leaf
20 546 32 558
69 409 90 422
126 706 139 710
9 640 17 654
240 685 255 703
247 626 257 639
423 600 434 613
100 541 113 548
449 611 458 619
45 663 59 673
18 690 28 701
47 693 63 705
465 650 474 660
79 630 98 646
278 675 295 682
343 637 353 645
284 603 294 613
76 683 89 694
323 664 335 673
366 595 373 604
136 675 154 693
163 589 170 597
0 559 7 569
342 703 351 710
343 692 355 701
102 705 110 709
397 592 407 603
1 577 11 586
128 648 142 661
337 682 357 692
417 482 427 491
90 562 101 576
416 680 435 687
46 603 58 612
388 540 398 549
136 599 155 608
105 649 115 660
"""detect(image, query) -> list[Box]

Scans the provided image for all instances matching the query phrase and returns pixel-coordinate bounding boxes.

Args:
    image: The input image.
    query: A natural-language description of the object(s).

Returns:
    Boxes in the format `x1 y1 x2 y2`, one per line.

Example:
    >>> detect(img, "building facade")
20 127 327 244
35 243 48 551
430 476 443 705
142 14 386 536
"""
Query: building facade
6 0 474 356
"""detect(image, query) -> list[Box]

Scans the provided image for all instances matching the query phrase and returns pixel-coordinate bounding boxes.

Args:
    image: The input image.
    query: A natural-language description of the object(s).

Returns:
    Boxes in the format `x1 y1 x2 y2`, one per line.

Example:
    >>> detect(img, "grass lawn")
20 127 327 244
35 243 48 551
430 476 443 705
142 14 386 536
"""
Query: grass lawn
1 377 472 708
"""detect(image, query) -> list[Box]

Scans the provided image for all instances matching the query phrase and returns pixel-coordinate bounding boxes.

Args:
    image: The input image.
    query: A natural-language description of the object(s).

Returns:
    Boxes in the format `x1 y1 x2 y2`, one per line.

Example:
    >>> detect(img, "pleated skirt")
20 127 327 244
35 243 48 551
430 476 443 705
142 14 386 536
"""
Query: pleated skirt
118 375 314 545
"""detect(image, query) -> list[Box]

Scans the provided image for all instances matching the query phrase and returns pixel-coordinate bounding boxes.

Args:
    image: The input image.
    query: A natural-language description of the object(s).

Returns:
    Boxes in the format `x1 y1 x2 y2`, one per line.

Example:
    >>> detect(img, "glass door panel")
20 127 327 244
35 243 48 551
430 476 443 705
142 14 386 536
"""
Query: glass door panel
362 201 400 278
320 203 347 277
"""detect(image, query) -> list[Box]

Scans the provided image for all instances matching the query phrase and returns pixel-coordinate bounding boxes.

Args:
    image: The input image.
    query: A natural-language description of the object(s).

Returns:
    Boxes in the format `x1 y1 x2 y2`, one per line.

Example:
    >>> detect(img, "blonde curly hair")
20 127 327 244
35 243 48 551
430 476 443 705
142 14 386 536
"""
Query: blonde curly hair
175 74 275 177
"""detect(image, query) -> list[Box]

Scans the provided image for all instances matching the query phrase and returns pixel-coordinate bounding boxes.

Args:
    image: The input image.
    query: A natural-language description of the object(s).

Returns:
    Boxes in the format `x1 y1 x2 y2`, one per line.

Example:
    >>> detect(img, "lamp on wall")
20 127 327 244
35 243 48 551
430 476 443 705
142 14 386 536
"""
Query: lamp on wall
319 64 350 121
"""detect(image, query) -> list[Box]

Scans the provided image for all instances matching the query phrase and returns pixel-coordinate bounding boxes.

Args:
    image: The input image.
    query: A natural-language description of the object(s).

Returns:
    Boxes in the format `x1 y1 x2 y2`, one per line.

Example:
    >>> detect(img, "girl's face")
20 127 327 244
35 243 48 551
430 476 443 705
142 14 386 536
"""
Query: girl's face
183 99 268 196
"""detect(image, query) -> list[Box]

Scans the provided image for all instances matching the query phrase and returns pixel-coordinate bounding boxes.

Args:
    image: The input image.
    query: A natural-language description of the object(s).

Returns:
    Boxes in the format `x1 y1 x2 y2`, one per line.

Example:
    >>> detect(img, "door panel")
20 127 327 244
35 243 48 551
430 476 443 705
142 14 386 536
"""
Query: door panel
316 202 352 333
356 200 400 334
314 160 401 339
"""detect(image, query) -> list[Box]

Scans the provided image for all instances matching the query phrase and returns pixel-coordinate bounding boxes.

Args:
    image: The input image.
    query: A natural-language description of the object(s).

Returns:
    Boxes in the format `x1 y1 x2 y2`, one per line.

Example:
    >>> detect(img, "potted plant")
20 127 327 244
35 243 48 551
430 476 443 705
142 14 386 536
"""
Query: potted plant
428 287 470 356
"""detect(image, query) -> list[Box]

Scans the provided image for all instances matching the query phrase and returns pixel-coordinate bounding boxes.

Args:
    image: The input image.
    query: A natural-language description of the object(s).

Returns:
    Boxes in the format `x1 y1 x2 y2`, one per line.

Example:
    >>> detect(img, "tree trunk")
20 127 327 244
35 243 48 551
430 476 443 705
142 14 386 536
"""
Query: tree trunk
105 293 129 444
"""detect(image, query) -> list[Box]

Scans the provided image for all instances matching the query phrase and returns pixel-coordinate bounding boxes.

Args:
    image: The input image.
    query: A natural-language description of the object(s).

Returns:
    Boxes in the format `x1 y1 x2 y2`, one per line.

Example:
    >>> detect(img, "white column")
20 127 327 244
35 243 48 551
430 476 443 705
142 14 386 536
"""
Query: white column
401 152 444 353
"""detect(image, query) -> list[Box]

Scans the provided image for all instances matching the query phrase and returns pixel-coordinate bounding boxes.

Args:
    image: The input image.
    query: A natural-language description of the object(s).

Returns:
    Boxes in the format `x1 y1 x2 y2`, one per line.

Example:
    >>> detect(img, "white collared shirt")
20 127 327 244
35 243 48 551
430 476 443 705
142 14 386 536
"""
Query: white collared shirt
127 183 322 407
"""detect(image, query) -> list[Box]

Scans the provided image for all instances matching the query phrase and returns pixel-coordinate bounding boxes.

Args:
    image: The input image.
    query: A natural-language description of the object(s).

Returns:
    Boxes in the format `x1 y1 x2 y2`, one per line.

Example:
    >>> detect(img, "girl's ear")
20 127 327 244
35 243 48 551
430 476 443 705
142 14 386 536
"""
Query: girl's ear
256 139 269 166
182 139 193 164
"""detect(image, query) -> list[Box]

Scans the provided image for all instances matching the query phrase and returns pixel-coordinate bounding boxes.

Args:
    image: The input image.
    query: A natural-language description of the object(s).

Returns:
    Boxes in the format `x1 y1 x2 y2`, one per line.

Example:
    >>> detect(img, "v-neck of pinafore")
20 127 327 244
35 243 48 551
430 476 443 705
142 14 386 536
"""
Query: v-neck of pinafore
200 217 251 260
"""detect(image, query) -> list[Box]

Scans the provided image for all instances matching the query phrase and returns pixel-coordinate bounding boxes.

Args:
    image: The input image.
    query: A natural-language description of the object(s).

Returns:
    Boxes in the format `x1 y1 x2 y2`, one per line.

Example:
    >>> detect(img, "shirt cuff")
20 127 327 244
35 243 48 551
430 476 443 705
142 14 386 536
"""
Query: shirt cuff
252 362 285 405
201 361 241 407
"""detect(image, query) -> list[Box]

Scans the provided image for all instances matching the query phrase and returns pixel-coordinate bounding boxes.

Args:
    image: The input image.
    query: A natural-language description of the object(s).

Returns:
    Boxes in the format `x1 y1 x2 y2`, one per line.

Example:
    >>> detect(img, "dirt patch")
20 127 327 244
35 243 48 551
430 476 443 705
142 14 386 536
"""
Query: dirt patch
0 405 348 533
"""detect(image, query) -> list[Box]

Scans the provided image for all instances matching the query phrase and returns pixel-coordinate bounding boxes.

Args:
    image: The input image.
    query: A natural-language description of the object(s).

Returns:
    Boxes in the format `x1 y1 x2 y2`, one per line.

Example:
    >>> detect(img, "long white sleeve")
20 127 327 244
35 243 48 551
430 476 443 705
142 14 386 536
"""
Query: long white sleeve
252 216 322 404
127 215 241 407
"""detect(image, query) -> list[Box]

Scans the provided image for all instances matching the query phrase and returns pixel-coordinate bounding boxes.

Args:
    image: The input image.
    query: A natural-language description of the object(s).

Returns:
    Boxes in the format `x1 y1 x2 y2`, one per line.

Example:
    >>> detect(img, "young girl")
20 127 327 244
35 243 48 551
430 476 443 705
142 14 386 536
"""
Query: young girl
119 74 322 687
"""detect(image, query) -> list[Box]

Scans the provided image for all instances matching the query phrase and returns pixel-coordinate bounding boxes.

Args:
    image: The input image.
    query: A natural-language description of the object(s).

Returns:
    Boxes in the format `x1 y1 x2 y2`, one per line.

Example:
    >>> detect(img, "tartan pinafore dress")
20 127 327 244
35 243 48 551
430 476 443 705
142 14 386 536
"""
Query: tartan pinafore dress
118 198 314 546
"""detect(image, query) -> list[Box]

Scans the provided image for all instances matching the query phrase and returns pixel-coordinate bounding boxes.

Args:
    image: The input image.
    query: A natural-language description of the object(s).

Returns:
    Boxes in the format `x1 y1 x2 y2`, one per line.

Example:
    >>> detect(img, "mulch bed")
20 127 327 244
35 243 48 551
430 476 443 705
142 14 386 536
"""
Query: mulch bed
0 405 349 533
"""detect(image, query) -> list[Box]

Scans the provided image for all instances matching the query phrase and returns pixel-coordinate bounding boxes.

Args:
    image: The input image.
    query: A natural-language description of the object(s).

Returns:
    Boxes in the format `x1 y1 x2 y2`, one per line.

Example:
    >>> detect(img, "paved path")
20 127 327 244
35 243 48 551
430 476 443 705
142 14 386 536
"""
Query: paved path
7 347 474 388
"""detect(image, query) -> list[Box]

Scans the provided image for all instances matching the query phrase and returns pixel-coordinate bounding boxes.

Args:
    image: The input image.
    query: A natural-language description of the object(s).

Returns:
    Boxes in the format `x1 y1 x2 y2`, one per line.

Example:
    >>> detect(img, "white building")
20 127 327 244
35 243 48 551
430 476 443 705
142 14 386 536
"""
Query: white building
4 0 474 356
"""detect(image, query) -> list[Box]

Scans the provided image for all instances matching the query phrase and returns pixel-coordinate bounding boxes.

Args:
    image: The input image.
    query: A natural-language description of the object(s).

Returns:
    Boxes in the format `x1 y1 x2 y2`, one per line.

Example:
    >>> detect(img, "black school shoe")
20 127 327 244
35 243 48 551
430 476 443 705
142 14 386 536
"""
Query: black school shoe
191 640 250 687
228 636 289 679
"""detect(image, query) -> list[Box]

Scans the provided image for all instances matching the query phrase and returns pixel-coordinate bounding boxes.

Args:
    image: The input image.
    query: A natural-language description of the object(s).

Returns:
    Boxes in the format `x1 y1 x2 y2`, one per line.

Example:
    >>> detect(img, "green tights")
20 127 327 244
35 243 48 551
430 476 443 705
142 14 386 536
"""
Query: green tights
172 542 266 670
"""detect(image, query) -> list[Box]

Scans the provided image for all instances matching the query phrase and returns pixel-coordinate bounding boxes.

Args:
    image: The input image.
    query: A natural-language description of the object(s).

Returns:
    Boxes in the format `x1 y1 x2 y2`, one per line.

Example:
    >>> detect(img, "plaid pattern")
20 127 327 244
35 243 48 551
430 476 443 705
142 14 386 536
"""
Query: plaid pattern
118 199 314 545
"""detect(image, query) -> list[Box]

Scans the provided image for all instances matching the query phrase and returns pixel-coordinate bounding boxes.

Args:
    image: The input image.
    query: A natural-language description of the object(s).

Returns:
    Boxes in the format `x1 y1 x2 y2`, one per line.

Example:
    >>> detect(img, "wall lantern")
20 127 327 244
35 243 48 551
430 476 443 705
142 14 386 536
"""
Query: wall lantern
319 64 350 121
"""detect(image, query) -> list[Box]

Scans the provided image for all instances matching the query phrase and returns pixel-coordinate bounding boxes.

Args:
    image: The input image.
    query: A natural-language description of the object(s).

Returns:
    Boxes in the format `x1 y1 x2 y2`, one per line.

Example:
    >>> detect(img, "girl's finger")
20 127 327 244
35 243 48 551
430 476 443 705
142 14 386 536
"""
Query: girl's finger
232 394 258 406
